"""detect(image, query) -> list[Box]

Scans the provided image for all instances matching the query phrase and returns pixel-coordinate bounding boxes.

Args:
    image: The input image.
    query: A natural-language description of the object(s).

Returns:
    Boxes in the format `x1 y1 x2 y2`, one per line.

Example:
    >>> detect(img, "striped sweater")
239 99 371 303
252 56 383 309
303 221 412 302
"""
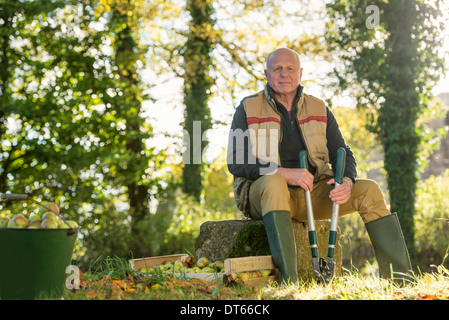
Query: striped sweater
227 84 357 216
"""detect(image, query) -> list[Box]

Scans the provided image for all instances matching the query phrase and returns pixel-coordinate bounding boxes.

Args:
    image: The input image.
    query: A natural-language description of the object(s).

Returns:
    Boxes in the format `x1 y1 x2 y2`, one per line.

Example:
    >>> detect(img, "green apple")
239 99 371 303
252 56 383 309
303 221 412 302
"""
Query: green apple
192 267 201 273
172 264 181 273
257 269 272 277
58 221 70 229
28 214 41 223
196 257 209 268
0 217 9 228
138 268 147 273
38 202 59 215
173 260 187 272
249 271 259 279
155 264 165 271
175 260 188 267
183 255 196 267
41 211 58 221
238 272 250 280
228 272 238 281
28 219 42 229
184 268 195 273
41 218 59 229
199 267 215 273
7 214 29 228
214 260 225 271
66 220 79 228
164 259 174 269
55 217 70 228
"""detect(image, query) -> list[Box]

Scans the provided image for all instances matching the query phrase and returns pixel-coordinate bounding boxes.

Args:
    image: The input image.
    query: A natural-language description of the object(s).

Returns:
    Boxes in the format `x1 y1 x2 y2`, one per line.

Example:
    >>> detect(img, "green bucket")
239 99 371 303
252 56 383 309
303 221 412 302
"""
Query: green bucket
0 228 77 300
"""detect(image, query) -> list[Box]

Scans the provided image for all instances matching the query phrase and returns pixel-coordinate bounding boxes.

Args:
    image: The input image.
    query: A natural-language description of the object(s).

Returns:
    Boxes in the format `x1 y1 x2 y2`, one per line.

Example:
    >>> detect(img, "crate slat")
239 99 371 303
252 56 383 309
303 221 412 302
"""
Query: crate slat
129 253 189 271
224 255 276 274
172 272 224 282
240 274 279 286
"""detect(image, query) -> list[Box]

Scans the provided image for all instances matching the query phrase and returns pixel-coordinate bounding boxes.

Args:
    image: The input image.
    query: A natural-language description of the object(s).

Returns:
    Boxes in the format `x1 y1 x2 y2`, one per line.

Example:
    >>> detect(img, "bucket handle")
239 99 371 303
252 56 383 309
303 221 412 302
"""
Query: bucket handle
1 194 29 201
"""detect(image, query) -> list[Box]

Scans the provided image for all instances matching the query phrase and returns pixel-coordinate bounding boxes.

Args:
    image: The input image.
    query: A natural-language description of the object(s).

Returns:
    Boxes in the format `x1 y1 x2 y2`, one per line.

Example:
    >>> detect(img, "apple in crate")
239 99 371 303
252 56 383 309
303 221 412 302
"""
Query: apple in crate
183 255 196 267
199 267 216 273
173 260 188 272
214 260 224 271
196 257 209 268
238 272 251 280
257 269 272 277
7 214 29 228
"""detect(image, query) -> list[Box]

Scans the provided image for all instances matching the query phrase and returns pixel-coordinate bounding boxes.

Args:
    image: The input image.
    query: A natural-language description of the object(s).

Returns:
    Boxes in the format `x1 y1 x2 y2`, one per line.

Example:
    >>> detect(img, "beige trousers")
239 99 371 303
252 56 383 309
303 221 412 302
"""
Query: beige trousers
248 173 390 224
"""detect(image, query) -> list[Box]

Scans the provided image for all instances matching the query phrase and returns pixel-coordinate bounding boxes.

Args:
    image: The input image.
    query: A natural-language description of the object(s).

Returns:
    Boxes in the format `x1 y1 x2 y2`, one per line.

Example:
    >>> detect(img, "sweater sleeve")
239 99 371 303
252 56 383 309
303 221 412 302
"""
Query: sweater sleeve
226 103 279 180
326 107 358 182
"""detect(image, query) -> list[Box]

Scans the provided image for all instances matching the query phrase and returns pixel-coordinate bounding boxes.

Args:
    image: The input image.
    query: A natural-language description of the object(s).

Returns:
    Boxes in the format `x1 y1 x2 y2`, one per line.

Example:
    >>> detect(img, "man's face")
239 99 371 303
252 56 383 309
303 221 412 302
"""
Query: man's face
264 49 302 96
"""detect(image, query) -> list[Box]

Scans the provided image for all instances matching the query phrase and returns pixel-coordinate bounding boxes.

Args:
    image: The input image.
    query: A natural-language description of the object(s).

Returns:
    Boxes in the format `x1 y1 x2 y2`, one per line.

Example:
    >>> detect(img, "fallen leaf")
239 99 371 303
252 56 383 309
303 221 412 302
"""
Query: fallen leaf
86 290 104 299
417 293 438 300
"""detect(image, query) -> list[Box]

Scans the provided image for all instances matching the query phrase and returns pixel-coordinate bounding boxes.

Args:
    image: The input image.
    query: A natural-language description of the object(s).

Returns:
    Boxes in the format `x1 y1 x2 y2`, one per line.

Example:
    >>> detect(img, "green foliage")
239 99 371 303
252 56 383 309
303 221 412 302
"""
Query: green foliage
331 106 384 179
415 170 449 271
0 0 167 264
325 0 448 256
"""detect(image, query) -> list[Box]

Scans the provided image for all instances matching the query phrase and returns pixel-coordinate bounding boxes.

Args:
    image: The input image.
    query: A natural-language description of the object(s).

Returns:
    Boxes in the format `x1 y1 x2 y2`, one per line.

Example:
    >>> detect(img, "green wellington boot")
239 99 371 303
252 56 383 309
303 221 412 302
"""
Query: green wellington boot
263 210 298 284
365 213 413 282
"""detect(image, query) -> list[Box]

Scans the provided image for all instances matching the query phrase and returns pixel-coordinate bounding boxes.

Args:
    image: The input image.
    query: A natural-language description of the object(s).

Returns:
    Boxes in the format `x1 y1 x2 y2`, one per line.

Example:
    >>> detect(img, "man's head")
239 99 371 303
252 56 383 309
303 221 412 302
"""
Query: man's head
264 48 303 97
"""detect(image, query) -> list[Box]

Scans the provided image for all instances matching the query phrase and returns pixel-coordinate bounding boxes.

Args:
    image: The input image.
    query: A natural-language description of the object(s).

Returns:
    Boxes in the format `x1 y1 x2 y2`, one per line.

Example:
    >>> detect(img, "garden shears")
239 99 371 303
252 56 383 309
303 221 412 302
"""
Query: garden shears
299 147 346 283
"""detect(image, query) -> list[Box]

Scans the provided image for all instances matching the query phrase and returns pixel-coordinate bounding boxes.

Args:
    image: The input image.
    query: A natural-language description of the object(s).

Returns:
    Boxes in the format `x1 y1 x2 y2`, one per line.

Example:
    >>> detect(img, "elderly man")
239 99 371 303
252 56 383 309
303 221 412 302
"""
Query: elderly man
227 47 412 283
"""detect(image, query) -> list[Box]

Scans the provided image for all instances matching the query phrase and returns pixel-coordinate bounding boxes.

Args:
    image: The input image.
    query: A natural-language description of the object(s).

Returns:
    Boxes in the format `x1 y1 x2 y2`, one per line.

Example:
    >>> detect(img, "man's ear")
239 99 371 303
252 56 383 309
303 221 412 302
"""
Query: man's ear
299 67 303 82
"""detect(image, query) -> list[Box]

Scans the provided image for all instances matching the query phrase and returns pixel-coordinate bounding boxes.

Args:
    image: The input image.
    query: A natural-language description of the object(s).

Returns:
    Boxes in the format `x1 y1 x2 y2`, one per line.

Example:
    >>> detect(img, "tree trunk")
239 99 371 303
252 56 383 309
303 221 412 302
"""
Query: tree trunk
181 0 215 200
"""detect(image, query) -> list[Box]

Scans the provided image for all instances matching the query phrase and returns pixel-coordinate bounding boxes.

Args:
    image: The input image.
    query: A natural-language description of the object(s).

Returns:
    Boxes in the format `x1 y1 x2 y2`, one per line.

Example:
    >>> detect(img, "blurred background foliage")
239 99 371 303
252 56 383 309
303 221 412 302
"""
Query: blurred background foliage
0 0 448 272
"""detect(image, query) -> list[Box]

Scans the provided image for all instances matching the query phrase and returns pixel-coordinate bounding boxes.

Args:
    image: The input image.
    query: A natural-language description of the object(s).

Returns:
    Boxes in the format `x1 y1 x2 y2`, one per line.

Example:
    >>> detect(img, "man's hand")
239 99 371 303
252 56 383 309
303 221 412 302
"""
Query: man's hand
327 178 352 205
276 167 314 191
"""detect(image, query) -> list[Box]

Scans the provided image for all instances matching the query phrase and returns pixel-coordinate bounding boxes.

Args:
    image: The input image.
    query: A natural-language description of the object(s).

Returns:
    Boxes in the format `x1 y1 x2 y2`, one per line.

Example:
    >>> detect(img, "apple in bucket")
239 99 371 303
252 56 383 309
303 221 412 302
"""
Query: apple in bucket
6 214 29 229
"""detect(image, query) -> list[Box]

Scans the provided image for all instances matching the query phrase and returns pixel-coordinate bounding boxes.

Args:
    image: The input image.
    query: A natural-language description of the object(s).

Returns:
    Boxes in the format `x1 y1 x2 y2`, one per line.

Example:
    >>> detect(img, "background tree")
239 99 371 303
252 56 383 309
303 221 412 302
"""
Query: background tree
325 0 447 259
181 0 215 201
0 0 168 263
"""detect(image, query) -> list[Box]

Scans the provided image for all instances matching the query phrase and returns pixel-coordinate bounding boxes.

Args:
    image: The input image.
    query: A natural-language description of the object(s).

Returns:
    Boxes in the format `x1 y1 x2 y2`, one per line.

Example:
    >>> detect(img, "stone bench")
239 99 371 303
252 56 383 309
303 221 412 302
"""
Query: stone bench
195 219 342 281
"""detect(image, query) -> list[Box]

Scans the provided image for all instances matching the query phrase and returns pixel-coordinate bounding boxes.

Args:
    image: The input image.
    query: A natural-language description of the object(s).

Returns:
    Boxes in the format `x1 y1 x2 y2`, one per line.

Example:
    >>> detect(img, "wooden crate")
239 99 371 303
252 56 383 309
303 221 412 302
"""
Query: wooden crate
129 253 189 271
129 254 223 282
128 254 279 285
224 255 279 286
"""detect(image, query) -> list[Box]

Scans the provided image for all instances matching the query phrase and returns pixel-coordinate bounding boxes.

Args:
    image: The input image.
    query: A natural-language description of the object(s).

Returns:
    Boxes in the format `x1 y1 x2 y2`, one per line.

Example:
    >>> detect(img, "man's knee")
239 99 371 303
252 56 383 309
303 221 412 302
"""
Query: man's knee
352 179 390 223
258 173 289 194
249 173 290 217
354 179 384 199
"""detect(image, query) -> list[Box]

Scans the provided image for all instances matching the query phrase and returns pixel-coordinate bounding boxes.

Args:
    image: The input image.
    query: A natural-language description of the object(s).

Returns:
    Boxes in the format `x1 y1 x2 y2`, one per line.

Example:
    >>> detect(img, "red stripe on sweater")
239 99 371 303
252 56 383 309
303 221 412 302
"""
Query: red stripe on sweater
247 117 281 126
298 116 327 125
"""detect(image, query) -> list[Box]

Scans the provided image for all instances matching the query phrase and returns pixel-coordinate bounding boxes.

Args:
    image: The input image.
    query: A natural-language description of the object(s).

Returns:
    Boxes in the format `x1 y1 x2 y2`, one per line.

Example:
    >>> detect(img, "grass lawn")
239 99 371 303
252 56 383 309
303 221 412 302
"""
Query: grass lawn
64 256 449 301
